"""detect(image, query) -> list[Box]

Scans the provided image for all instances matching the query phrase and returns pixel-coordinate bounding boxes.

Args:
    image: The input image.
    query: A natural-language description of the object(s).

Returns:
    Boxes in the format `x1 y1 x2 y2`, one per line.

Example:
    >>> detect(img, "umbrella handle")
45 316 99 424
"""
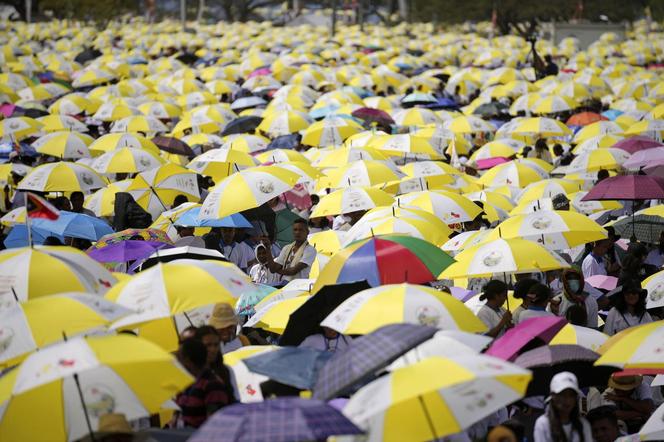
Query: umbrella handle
418 395 438 440
73 373 97 442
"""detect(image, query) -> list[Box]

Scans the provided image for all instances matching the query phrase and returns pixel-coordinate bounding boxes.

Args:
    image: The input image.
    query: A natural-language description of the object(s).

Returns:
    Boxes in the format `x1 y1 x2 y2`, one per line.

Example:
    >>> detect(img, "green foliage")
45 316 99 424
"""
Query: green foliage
38 0 139 21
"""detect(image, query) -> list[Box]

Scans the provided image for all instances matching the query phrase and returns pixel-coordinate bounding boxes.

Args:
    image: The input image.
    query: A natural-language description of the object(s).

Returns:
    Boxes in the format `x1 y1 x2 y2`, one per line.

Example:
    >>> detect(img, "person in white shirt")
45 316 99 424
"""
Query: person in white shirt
552 270 599 328
263 218 317 281
645 232 664 269
248 244 281 285
517 283 556 324
581 239 611 279
534 372 593 442
299 327 352 353
476 280 512 338
219 227 251 271
604 280 653 335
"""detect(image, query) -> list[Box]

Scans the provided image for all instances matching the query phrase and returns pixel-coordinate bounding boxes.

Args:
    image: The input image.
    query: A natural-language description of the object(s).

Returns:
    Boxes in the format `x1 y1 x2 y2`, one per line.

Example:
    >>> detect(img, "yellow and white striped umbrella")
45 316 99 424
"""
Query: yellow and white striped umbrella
392 108 440 127
441 229 493 254
244 296 310 334
573 121 624 143
562 148 630 173
137 101 182 119
396 190 482 224
595 321 664 371
477 161 548 188
91 147 166 174
49 94 98 115
510 117 573 137
0 117 43 140
367 134 441 158
200 165 299 220
302 116 363 147
400 160 463 178
313 146 389 168
318 160 405 189
550 324 609 351
84 179 132 217
187 147 258 180
255 149 309 164
127 163 200 216
322 284 486 335
343 355 531 442
17 162 106 192
31 131 94 159
110 115 168 134
532 96 580 114
37 115 88 133
444 115 495 133
517 179 582 204
92 102 139 122
485 210 607 250
570 191 622 215
572 134 625 155
312 187 394 217
223 134 270 153
257 110 312 137
440 238 568 279
625 119 664 136
344 214 451 247
88 133 159 154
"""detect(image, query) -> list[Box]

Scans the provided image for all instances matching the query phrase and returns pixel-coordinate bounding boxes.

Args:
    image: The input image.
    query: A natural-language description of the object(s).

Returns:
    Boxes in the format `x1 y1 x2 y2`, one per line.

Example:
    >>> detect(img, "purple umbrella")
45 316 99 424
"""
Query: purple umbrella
351 107 395 128
612 136 663 154
190 398 363 442
484 316 567 362
312 323 437 400
581 175 664 201
87 240 172 263
623 147 664 170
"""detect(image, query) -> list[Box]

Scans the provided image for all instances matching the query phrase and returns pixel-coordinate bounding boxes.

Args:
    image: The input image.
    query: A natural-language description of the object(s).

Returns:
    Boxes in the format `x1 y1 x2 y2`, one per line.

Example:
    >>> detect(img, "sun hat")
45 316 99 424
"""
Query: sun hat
550 371 582 395
608 374 643 391
79 413 147 442
487 425 517 442
209 302 238 329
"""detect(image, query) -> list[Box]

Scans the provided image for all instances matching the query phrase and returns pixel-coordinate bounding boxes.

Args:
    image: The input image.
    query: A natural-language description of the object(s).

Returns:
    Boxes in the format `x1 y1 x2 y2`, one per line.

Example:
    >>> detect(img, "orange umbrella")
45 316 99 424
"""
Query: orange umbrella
567 112 608 126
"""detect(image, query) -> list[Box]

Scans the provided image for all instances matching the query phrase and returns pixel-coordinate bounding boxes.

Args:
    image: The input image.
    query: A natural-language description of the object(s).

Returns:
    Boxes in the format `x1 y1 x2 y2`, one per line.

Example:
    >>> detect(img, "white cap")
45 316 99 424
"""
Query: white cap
550 371 582 395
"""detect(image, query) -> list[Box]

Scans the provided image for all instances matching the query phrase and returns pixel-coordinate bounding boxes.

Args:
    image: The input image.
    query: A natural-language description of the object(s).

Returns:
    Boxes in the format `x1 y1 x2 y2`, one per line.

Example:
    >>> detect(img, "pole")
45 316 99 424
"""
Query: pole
331 0 338 38
25 0 31 23
24 193 32 248
73 373 96 442
180 0 186 30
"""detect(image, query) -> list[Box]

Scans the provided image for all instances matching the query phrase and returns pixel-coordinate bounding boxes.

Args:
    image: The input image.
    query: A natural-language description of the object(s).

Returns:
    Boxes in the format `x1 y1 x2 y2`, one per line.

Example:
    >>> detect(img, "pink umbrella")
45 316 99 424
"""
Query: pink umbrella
0 103 16 118
476 157 509 170
248 67 272 78
623 147 664 170
586 275 618 291
581 175 664 201
485 316 566 361
612 136 663 155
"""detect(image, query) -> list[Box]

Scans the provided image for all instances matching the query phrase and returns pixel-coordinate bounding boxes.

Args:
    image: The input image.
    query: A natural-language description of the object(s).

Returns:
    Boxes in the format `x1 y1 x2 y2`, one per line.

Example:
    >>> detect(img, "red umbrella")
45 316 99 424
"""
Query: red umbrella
567 112 607 126
612 136 664 154
351 107 395 128
581 175 664 201
484 316 567 361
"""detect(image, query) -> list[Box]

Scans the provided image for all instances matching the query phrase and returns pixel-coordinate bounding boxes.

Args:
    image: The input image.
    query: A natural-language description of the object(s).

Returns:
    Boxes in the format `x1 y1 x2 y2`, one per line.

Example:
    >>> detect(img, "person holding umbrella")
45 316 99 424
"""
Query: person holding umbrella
476 280 512 338
534 372 592 442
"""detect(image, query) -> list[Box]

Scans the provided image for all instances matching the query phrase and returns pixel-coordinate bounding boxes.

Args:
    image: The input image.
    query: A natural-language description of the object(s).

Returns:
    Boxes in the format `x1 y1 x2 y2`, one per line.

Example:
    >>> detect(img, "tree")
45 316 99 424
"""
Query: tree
218 0 281 22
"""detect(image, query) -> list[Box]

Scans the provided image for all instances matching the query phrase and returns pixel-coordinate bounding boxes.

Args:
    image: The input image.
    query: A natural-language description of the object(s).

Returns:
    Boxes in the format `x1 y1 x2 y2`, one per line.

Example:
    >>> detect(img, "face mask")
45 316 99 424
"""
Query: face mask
568 280 581 293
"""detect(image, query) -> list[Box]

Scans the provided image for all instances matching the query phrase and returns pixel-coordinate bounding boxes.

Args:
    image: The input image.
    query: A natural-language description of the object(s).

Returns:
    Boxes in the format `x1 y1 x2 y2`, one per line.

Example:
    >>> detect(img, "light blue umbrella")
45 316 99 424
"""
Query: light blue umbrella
3 224 56 248
32 211 113 241
235 284 278 317
174 206 253 228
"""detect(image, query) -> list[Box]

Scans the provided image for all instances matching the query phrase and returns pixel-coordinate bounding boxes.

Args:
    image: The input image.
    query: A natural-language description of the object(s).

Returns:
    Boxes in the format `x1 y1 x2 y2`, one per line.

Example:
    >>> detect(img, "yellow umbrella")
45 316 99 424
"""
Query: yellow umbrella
312 186 394 217
0 117 43 140
244 297 310 334
31 131 95 159
318 160 404 190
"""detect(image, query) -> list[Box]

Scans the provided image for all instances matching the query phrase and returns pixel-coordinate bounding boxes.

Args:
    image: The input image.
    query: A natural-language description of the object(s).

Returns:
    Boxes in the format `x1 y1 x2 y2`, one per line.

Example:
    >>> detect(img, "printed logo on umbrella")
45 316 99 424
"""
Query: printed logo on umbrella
84 384 116 418
256 179 275 194
0 326 14 354
482 250 503 267
531 216 552 230
415 305 441 327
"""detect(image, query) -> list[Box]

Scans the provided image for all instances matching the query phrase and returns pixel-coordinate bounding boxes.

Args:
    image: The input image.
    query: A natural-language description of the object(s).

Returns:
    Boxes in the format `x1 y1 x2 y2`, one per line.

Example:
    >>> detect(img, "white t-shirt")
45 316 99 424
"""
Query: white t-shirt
581 253 606 279
477 304 507 337
534 413 592 442
603 307 653 335
249 263 282 285
557 294 599 328
274 242 317 281
517 308 555 324
222 242 250 270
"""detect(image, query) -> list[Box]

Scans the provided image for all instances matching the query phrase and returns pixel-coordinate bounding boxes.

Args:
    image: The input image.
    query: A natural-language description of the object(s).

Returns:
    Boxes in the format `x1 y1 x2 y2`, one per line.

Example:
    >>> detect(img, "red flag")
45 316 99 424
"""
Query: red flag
26 193 60 220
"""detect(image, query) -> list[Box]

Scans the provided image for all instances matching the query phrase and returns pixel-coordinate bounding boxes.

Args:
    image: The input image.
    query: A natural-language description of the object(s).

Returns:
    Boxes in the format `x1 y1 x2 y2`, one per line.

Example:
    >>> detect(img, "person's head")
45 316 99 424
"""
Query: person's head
255 244 269 264
310 194 320 206
194 325 221 366
608 374 643 397
513 278 539 301
177 337 207 375
322 326 339 339
563 269 584 295
535 139 548 151
592 239 611 256
549 372 581 417
545 54 553 63
52 196 71 211
627 242 648 264
526 283 552 307
487 425 517 442
43 236 63 246
480 280 508 306
565 304 588 326
586 406 620 442
552 193 570 211
209 302 238 343
596 169 610 183
70 191 85 211
179 326 198 341
292 218 308 243
220 227 235 245
175 225 195 238
552 143 564 157
172 194 188 209
604 226 620 243
615 280 647 314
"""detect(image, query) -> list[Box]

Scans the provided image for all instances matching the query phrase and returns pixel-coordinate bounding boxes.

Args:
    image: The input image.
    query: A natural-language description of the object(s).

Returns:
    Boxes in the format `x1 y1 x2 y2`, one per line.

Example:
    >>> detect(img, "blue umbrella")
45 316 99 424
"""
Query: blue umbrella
267 134 301 150
190 397 363 442
309 105 339 120
32 211 114 241
235 284 277 317
3 224 56 248
602 109 624 120
312 323 437 401
173 206 252 228
244 347 333 390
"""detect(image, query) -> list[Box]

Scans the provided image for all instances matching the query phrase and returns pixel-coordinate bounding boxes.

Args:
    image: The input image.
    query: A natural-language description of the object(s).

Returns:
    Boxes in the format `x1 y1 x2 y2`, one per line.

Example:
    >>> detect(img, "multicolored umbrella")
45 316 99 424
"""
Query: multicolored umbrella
312 235 455 292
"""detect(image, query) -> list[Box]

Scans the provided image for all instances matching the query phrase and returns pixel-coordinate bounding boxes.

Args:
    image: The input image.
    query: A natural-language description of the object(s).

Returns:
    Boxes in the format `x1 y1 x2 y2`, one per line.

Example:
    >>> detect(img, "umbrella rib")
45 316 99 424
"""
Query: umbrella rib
418 395 438 440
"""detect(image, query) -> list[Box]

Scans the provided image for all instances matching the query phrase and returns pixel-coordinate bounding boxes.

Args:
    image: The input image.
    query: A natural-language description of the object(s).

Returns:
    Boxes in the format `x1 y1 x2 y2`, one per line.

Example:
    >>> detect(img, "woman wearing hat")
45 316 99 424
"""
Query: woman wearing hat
534 372 592 442
603 279 653 336
208 303 250 354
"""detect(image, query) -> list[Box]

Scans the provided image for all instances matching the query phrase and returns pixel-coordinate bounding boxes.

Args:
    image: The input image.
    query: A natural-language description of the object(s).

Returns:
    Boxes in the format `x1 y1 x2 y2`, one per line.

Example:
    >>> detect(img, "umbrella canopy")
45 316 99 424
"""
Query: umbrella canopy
31 131 94 159
221 115 264 136
550 324 609 352
312 187 394 218
514 344 618 396
312 235 455 292
17 162 106 192
320 283 486 335
342 355 531 442
616 401 664 442
595 321 664 375
279 280 371 346
91 147 165 174
224 346 278 403
243 347 333 390
608 211 664 244
152 136 194 157
189 398 363 442
0 292 131 365
612 136 663 154
312 323 438 400
0 334 192 442
485 316 567 361
582 175 664 201
31 210 114 241
87 240 172 263
0 246 116 302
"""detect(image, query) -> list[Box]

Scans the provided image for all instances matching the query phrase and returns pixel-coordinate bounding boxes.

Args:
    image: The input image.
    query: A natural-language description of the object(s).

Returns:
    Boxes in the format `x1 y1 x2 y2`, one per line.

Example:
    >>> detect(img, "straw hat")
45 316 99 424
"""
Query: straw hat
78 413 147 442
209 302 238 329
608 375 643 391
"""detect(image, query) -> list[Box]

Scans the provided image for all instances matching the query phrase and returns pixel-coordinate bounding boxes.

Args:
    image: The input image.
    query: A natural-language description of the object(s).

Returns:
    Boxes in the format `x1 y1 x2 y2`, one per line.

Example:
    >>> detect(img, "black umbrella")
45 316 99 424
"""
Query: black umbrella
152 136 194 157
74 47 102 65
279 280 372 346
221 116 263 136
12 106 49 118
138 247 226 271
514 344 619 396
267 133 301 150
473 102 509 118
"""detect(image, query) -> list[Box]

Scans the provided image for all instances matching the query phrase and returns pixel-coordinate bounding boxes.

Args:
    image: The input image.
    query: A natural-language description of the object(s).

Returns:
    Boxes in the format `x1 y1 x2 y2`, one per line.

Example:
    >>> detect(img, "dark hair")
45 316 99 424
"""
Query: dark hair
293 218 308 227
527 283 551 304
70 191 84 200
513 278 539 299
499 419 525 442
547 393 586 442
193 326 237 404
480 280 508 301
597 169 610 181
173 194 189 208
43 236 63 246
586 405 619 427
565 304 588 326
179 338 207 369
614 280 647 316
